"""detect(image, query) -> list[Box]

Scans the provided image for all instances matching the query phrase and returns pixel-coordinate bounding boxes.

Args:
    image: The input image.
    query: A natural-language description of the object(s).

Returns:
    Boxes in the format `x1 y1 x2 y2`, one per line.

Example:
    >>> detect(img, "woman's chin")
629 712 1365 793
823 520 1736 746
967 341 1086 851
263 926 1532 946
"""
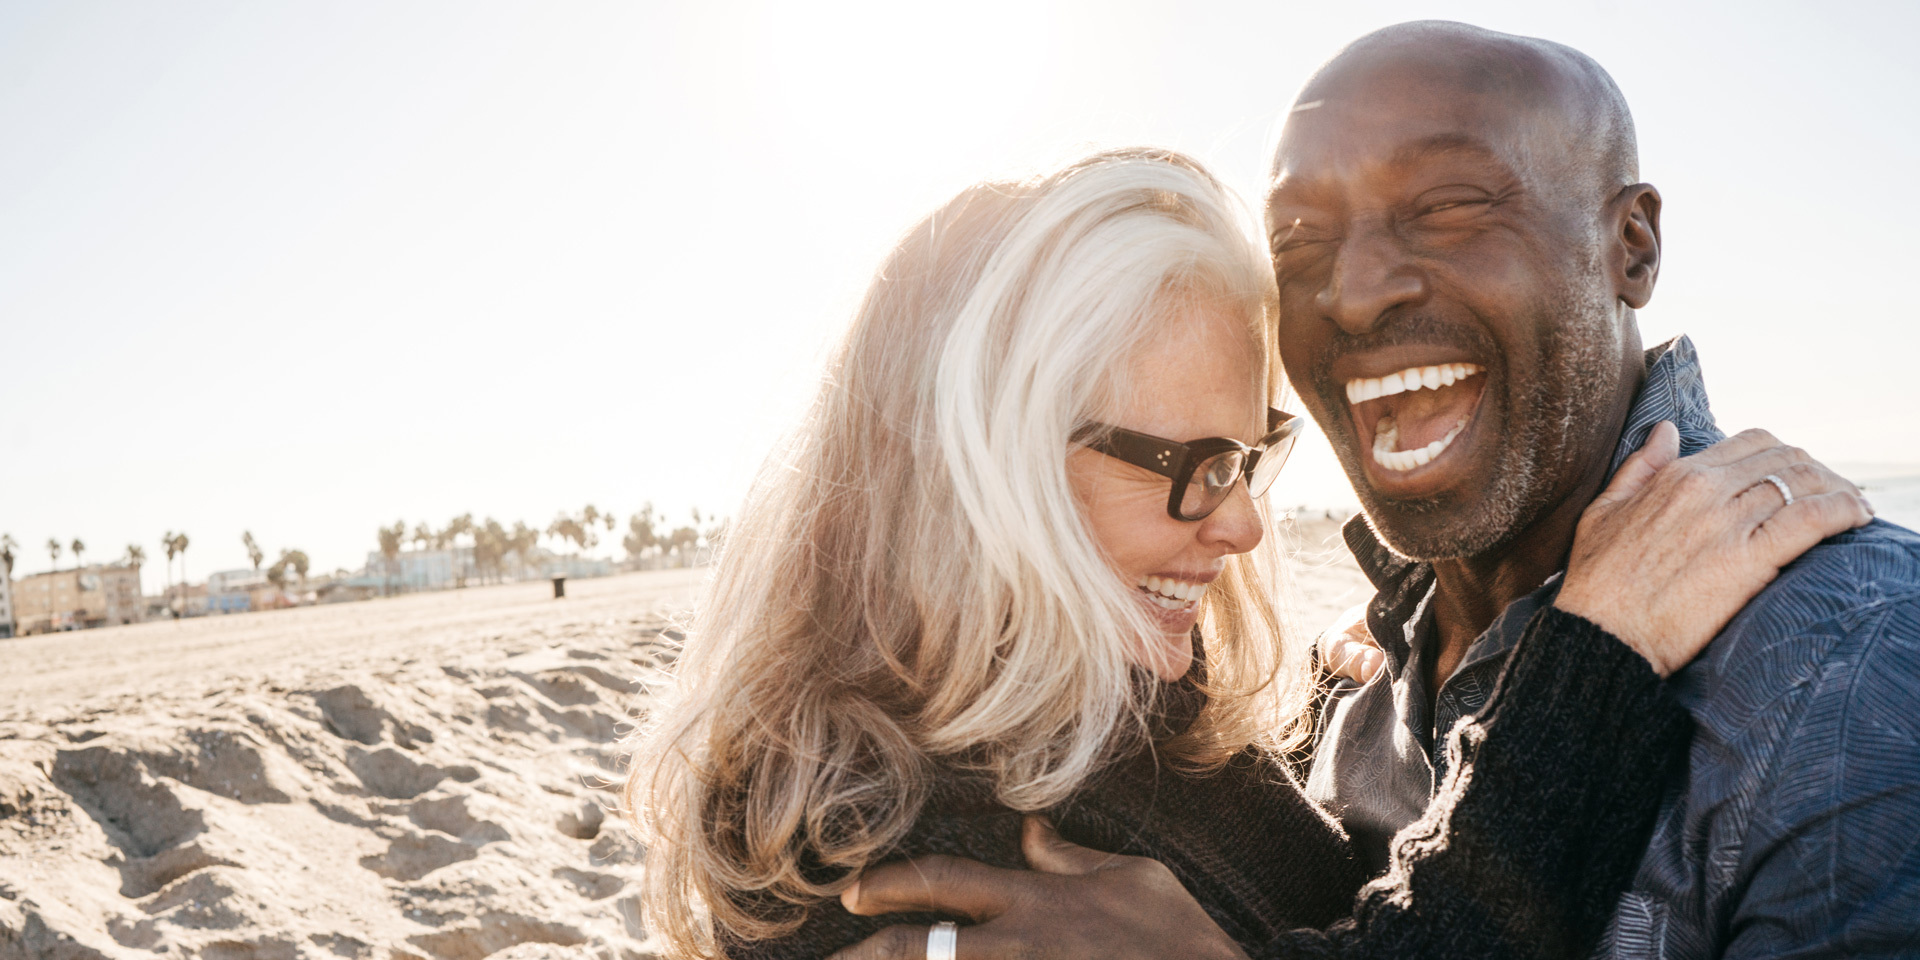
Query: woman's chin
1133 594 1199 680
1142 595 1199 634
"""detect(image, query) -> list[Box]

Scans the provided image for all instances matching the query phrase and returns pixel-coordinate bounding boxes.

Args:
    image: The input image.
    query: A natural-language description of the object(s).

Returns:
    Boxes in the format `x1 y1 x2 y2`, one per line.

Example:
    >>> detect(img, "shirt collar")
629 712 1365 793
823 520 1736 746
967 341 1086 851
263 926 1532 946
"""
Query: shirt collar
1344 334 1725 586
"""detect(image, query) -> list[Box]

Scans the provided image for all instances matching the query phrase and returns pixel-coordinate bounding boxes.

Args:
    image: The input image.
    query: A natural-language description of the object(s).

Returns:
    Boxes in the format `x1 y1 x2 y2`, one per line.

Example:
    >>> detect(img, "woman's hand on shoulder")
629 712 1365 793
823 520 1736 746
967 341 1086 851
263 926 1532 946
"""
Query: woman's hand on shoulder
1318 601 1382 685
1556 422 1874 677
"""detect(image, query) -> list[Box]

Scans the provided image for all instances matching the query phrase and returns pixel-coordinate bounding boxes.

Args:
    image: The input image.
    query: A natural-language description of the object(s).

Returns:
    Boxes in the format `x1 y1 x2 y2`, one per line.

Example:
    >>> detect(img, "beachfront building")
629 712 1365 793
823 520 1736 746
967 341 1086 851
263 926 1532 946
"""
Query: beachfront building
203 568 294 614
0 570 14 638
158 581 209 619
12 563 145 634
363 546 478 593
355 546 614 595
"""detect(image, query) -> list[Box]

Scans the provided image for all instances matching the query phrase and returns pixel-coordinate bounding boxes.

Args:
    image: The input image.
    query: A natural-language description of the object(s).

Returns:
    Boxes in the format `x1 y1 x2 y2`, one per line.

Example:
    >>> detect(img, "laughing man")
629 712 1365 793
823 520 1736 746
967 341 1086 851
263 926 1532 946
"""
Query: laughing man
829 21 1920 960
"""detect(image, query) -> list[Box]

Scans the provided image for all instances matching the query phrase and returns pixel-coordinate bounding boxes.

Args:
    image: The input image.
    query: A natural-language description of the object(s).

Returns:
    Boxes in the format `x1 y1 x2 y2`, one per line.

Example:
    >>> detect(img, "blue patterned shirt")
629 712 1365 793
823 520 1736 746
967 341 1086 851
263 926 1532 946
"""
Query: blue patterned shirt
1308 336 1920 957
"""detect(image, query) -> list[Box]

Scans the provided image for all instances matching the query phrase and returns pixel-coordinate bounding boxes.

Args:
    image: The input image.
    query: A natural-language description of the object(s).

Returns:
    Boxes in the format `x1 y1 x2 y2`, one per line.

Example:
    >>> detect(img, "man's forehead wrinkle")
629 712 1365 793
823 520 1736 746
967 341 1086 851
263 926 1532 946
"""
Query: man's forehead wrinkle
1267 117 1521 207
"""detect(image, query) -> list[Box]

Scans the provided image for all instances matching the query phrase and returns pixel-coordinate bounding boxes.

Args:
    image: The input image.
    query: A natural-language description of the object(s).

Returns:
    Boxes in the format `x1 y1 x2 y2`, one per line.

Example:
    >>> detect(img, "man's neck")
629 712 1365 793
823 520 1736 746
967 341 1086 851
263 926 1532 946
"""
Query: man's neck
1420 356 1646 696
1424 490 1593 689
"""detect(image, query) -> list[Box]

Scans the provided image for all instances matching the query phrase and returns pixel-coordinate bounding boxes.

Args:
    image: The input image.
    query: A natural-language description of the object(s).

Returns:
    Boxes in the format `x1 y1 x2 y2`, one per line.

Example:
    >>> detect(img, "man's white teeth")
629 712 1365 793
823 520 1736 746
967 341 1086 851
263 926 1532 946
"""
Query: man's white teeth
1372 416 1468 472
1137 575 1207 609
1345 363 1482 404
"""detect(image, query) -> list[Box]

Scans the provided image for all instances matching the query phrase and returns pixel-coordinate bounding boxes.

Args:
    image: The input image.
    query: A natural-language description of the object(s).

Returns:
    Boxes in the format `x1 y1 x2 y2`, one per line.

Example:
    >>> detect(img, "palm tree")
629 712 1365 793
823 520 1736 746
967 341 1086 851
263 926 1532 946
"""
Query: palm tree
125 544 145 566
242 531 264 573
44 539 61 630
1 533 17 577
547 506 604 558
624 505 659 564
441 515 475 585
162 532 178 616
508 521 539 580
474 518 507 584
377 522 405 595
169 532 190 614
70 538 85 571
274 549 311 599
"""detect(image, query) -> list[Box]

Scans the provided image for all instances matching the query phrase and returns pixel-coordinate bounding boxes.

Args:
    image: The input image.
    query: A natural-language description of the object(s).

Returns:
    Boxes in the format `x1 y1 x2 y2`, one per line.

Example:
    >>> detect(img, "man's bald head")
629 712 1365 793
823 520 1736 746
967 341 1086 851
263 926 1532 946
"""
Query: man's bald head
1285 21 1638 202
1265 22 1663 561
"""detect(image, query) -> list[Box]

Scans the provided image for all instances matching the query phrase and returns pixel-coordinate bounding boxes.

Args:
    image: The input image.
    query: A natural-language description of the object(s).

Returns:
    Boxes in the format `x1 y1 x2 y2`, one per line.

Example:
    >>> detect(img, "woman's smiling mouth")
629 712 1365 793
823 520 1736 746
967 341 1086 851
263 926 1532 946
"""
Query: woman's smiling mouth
1136 573 1209 610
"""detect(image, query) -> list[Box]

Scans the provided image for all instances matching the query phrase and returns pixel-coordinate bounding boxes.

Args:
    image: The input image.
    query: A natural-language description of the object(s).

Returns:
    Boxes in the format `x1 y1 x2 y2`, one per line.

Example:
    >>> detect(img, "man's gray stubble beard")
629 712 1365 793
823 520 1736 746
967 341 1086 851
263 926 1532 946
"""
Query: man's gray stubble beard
1364 264 1624 562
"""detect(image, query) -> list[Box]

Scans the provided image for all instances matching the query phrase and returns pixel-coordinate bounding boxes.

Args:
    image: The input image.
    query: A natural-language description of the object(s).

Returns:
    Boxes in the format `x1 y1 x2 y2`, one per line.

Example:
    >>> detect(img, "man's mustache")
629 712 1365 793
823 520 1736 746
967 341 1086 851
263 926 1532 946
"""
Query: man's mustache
1306 314 1501 397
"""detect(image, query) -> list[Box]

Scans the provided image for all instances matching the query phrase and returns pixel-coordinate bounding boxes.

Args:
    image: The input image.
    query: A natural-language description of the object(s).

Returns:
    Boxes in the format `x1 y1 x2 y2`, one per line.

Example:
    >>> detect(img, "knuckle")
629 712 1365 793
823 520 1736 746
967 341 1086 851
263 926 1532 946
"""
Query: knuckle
879 926 920 957
1740 427 1778 445
1121 855 1179 891
1783 461 1828 489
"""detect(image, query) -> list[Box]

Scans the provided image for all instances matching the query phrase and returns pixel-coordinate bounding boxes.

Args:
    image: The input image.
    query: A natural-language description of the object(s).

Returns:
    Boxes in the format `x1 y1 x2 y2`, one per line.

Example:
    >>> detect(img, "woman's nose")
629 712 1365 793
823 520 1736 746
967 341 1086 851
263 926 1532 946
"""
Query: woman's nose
1199 482 1264 554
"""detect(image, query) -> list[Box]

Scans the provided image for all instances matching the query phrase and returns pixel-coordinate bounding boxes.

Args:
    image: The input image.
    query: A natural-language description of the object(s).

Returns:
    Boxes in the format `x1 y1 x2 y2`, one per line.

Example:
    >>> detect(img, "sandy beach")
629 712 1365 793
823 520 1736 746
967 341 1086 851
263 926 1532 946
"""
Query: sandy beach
0 519 1366 960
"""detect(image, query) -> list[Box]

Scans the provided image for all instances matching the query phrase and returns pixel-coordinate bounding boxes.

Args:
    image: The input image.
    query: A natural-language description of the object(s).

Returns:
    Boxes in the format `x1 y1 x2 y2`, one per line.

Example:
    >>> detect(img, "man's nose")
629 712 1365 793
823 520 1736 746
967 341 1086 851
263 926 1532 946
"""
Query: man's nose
1314 220 1427 334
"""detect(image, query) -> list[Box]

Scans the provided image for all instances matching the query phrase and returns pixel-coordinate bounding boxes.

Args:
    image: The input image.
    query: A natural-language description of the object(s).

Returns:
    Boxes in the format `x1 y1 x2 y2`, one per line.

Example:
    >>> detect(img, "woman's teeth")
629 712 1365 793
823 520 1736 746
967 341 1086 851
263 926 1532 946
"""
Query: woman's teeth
1345 363 1482 404
1137 575 1207 610
1372 416 1468 472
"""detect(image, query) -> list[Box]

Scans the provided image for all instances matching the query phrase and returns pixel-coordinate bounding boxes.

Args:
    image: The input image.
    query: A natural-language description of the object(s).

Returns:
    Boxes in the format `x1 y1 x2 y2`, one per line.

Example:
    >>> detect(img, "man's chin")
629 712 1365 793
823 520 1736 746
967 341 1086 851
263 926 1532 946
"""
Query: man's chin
1344 449 1546 562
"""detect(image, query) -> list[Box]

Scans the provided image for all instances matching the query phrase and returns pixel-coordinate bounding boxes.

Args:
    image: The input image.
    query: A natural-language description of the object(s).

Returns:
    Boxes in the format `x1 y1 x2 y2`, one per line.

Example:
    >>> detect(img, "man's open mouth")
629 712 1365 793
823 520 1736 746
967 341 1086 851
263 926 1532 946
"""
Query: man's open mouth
1345 362 1487 475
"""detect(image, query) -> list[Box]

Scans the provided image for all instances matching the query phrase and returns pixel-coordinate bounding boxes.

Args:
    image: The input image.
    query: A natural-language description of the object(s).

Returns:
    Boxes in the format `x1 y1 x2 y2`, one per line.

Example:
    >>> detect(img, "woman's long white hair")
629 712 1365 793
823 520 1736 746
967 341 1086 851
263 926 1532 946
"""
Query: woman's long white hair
626 148 1312 957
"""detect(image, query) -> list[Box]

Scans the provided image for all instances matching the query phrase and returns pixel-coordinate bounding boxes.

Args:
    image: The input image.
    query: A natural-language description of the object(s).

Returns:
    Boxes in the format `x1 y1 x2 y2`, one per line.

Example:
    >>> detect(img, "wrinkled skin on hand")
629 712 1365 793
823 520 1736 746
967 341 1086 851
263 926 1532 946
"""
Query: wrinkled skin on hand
1555 422 1873 676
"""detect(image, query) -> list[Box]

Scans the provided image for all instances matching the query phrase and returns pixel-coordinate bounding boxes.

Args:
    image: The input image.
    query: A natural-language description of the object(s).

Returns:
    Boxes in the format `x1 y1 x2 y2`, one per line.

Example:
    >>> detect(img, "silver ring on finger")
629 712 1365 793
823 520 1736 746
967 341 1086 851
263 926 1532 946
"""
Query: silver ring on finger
1762 473 1794 506
927 921 959 960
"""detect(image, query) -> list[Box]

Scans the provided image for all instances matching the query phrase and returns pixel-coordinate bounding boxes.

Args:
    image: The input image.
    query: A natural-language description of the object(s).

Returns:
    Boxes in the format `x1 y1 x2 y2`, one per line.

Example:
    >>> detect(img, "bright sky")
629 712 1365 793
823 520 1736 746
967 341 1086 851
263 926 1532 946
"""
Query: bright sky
3 0 1916 592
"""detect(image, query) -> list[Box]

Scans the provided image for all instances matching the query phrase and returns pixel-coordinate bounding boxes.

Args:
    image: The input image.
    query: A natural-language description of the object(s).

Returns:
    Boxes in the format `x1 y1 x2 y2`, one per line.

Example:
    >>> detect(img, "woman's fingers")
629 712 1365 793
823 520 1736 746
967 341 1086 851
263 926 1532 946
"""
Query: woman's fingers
1719 444 1855 496
840 855 1026 921
1325 636 1382 684
1750 490 1876 568
827 922 1028 960
1318 602 1381 684
1730 462 1856 523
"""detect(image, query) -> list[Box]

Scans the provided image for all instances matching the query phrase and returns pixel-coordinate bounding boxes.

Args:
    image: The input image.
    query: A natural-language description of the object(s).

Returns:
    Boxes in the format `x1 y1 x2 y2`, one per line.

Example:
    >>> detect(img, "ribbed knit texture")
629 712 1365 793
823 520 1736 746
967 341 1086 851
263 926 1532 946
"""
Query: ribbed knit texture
1258 605 1692 960
726 606 1690 959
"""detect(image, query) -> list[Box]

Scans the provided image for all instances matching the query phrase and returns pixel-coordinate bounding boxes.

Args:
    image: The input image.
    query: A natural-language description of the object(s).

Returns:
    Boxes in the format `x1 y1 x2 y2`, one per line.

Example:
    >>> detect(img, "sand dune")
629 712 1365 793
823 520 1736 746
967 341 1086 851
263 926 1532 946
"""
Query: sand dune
0 521 1366 960
0 570 703 960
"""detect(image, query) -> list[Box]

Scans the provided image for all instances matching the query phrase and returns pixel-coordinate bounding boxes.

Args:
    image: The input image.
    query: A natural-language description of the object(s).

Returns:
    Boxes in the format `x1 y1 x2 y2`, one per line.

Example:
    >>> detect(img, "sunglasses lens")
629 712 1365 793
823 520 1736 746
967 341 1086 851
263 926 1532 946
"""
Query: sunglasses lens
1181 450 1246 519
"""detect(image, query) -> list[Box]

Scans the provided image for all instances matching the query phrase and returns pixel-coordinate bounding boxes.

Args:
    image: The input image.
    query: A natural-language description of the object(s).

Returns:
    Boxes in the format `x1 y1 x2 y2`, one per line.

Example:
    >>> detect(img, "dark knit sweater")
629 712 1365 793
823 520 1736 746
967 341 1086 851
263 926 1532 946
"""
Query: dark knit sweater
727 606 1691 960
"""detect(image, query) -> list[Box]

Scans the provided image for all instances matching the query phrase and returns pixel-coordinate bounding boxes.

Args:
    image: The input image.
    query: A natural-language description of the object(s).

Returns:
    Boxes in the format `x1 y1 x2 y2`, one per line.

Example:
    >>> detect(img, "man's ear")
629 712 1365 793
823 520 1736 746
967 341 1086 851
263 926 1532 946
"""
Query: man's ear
1611 183 1662 309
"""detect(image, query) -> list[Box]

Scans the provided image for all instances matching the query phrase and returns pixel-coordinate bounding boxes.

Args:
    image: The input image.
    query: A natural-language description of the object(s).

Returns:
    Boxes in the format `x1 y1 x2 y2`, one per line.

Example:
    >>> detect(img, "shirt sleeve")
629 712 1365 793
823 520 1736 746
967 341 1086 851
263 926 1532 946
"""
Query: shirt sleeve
1719 597 1920 959
1252 605 1693 960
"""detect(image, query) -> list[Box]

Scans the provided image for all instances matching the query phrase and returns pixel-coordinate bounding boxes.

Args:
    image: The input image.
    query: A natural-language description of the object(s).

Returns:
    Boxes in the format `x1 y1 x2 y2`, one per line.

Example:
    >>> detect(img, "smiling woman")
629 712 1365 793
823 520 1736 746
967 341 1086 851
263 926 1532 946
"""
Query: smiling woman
623 148 1350 958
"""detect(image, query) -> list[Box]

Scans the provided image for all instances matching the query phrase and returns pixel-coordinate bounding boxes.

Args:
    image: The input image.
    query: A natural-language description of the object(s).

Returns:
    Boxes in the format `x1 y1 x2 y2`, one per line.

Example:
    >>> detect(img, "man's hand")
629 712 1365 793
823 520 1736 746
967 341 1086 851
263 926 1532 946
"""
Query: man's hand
1317 601 1382 684
829 816 1247 960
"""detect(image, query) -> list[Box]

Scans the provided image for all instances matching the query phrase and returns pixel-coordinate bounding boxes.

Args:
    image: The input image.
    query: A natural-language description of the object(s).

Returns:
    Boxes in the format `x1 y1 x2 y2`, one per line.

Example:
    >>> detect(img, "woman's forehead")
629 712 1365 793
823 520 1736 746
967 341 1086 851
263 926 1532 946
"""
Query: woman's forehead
1109 303 1265 439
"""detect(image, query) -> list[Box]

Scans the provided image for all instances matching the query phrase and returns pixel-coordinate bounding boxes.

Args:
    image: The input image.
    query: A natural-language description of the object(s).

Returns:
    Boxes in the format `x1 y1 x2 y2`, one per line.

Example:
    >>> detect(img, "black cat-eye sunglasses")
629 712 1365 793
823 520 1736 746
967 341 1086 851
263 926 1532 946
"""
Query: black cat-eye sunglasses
1071 408 1302 521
